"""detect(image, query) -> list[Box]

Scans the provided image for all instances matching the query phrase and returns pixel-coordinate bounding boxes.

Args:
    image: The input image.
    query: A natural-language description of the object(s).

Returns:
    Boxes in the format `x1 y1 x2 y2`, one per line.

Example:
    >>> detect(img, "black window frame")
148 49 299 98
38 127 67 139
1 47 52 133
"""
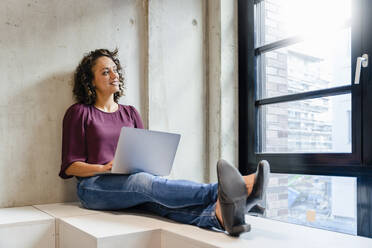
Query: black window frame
238 0 372 238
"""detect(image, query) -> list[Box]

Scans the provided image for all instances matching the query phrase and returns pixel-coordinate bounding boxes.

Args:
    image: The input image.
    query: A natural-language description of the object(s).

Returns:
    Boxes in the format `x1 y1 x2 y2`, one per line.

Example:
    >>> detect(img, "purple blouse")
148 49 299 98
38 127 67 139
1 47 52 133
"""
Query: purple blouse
59 103 144 179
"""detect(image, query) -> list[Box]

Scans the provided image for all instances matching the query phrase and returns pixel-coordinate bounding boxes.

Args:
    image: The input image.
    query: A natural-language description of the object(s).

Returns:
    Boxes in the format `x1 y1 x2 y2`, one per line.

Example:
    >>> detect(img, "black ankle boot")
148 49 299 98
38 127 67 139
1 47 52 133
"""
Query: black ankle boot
217 159 251 236
246 160 270 213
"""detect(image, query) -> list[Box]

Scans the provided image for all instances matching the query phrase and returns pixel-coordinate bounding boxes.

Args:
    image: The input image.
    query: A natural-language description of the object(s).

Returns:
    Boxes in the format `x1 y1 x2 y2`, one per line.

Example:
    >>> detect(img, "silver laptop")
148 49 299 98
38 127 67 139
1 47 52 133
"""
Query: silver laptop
97 127 181 176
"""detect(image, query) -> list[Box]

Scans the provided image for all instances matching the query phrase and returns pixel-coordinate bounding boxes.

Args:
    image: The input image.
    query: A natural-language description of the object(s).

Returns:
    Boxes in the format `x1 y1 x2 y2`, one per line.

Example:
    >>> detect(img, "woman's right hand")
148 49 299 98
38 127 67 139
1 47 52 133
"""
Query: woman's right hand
101 160 113 172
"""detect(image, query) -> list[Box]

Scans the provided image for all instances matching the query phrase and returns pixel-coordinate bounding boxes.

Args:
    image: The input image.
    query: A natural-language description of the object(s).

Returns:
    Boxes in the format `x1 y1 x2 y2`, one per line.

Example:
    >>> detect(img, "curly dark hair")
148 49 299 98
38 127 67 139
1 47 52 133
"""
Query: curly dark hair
73 48 125 105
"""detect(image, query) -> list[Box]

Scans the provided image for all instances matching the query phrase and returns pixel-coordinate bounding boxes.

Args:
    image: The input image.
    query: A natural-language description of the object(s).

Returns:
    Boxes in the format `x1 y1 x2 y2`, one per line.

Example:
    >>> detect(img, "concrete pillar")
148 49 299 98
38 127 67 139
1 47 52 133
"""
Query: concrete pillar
207 0 238 182
148 0 206 182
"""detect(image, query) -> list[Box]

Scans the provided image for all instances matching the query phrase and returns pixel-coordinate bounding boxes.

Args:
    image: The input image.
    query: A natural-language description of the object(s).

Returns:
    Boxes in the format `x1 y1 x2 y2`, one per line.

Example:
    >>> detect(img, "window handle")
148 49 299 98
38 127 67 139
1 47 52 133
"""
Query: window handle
354 54 368 84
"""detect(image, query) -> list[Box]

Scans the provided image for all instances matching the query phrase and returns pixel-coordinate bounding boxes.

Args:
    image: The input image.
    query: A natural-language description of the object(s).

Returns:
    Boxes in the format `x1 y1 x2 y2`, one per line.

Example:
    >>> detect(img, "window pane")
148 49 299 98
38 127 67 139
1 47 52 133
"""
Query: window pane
257 28 351 99
264 173 357 235
259 94 351 153
255 0 351 46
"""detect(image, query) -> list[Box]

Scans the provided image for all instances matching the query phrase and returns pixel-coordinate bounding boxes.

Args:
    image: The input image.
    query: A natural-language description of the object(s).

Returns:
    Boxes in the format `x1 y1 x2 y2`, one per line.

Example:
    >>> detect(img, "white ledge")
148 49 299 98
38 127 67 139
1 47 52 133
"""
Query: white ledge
1 203 371 248
34 202 372 248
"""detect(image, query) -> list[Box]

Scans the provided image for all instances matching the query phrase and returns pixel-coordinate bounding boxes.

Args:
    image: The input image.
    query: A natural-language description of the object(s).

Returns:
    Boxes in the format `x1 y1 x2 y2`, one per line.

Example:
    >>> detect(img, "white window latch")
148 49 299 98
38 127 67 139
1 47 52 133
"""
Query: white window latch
354 54 368 84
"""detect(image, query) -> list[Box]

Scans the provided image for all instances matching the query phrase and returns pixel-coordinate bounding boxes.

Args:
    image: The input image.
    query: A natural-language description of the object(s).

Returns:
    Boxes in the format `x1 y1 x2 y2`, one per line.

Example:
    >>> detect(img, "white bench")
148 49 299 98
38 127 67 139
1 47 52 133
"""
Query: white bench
1 202 372 248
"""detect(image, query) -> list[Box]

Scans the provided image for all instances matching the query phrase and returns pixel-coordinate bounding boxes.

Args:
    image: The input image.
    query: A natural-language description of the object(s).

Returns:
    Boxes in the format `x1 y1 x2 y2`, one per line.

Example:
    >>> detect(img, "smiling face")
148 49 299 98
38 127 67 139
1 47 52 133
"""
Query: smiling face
91 56 120 98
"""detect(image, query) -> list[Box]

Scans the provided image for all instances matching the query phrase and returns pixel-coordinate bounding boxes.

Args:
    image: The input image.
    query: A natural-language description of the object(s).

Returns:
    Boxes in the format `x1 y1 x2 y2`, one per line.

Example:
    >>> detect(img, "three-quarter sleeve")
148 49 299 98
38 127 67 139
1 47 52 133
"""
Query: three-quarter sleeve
59 104 87 179
129 105 144 129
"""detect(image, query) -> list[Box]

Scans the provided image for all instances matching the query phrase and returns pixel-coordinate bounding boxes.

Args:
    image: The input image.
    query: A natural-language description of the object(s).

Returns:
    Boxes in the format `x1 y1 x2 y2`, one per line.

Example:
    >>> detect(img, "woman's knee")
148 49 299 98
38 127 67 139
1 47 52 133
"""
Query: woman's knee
127 172 154 192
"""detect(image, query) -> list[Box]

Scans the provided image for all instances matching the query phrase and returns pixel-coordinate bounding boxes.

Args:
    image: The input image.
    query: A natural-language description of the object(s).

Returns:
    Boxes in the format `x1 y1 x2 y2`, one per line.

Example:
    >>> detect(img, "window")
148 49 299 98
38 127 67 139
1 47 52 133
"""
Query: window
250 0 361 170
238 0 372 238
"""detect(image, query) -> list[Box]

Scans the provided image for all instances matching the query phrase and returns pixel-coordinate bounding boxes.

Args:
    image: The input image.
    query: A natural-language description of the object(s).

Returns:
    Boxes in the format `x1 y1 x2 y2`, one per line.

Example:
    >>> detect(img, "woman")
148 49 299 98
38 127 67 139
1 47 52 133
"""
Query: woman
59 48 270 236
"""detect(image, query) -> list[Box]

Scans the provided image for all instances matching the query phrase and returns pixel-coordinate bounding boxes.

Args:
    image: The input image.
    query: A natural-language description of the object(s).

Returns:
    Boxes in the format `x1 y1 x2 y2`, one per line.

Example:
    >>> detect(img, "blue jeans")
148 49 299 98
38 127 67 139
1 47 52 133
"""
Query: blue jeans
77 172 223 231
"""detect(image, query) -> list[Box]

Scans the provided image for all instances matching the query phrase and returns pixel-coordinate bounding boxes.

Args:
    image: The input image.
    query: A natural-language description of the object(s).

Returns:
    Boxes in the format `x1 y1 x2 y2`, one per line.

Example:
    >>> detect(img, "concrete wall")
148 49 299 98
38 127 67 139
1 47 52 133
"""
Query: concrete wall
0 0 146 207
0 0 238 208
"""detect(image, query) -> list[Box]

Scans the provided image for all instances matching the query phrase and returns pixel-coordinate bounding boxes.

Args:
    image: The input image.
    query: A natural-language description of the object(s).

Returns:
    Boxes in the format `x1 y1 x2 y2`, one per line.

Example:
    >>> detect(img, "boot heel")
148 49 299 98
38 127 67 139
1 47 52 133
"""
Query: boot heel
219 199 246 235
229 224 251 237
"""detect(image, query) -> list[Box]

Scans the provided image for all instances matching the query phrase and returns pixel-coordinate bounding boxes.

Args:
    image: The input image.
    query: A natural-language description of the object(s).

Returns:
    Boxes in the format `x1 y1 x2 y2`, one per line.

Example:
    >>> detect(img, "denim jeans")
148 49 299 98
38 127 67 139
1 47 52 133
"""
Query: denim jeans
77 172 223 231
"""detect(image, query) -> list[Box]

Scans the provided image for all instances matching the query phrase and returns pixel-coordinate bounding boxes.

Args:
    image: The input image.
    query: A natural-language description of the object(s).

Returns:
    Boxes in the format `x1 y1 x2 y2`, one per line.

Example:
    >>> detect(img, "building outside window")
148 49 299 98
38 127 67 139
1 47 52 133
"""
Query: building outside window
265 174 357 235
